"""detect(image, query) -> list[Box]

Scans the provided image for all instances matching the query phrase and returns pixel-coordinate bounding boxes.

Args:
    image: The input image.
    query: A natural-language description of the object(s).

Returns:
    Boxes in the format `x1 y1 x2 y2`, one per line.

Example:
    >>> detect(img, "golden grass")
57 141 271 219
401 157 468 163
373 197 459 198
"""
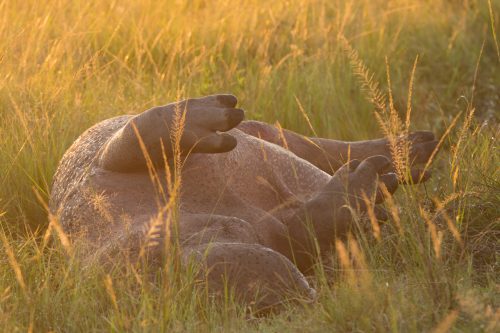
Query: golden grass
0 0 499 331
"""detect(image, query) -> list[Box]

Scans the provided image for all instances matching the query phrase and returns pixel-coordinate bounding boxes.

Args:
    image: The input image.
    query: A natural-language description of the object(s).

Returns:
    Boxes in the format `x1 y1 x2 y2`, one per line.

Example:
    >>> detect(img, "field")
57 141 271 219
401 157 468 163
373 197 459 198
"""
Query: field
0 0 499 331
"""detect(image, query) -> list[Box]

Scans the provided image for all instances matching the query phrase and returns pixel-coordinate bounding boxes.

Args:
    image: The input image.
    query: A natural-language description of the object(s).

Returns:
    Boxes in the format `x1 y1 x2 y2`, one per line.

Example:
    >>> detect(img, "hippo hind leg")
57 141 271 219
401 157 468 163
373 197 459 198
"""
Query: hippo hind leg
185 242 317 313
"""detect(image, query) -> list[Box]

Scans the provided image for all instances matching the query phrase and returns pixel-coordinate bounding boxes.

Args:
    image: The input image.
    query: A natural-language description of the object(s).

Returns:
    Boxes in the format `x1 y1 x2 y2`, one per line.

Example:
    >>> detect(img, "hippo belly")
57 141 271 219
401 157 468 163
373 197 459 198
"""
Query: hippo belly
180 128 331 221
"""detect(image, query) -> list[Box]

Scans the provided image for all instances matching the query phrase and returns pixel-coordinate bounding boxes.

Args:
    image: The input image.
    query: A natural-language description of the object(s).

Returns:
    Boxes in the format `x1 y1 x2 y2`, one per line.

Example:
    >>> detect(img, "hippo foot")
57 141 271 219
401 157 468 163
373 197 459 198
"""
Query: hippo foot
99 94 245 172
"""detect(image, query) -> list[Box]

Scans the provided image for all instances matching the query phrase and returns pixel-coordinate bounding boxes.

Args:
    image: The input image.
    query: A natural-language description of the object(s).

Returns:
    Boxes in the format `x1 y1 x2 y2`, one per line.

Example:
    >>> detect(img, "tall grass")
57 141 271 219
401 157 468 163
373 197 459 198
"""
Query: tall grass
0 0 499 331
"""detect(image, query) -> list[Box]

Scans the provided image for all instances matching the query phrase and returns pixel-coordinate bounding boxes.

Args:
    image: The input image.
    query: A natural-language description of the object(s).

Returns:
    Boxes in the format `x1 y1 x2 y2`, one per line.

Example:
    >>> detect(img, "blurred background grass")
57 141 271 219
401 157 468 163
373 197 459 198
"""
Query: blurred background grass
0 0 498 331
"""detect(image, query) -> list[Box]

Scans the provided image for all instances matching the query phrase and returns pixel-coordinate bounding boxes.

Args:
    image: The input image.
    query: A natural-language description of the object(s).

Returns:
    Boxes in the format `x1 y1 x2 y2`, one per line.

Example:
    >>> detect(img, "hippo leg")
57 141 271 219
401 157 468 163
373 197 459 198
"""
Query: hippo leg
280 156 399 272
142 213 315 312
185 242 316 312
238 120 438 176
99 94 245 172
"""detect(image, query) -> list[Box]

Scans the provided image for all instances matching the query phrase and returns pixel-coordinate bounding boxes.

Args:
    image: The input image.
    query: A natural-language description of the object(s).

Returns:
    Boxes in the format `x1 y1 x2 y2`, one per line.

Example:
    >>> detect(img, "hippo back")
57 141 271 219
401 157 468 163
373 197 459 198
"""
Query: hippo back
49 115 131 232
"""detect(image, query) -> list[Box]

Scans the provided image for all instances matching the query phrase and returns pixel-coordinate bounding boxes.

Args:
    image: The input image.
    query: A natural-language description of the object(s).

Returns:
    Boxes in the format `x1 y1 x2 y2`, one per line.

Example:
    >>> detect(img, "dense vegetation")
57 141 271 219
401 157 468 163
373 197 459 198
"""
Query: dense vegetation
0 0 498 331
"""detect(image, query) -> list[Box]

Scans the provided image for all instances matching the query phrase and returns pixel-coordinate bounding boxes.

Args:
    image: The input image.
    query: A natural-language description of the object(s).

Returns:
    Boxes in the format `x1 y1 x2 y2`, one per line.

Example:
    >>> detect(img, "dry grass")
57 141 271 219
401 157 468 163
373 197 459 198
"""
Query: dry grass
0 0 499 331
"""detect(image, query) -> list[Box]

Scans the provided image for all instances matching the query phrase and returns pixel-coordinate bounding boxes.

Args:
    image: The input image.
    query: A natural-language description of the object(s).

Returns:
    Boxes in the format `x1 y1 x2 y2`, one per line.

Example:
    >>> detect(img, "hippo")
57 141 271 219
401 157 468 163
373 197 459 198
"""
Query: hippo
49 94 437 311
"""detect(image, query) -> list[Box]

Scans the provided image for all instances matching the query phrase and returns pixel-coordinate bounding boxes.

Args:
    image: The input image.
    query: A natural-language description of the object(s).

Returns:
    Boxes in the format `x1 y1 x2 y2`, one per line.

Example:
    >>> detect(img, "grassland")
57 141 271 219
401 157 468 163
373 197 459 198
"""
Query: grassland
0 0 499 331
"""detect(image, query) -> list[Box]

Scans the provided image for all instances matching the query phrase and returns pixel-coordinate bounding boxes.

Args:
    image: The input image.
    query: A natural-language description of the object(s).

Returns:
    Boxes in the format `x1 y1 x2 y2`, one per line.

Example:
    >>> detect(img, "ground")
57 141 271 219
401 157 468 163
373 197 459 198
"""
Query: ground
0 0 499 332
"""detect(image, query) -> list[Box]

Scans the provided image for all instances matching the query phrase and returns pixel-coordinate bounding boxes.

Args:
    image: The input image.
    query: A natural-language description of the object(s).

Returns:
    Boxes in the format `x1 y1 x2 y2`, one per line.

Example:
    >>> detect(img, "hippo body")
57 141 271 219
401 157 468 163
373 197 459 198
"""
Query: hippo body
50 95 437 310
50 114 327 248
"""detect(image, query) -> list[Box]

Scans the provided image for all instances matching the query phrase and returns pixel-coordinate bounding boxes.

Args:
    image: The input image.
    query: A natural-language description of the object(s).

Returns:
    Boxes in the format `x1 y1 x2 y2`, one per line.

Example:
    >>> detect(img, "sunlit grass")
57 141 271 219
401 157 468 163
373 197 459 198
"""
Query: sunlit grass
0 0 499 331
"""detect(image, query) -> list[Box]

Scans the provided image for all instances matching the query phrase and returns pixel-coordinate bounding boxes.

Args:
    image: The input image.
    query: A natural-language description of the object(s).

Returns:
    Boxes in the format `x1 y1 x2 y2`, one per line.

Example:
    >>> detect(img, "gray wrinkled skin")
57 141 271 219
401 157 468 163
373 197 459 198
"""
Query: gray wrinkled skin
50 95 437 311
